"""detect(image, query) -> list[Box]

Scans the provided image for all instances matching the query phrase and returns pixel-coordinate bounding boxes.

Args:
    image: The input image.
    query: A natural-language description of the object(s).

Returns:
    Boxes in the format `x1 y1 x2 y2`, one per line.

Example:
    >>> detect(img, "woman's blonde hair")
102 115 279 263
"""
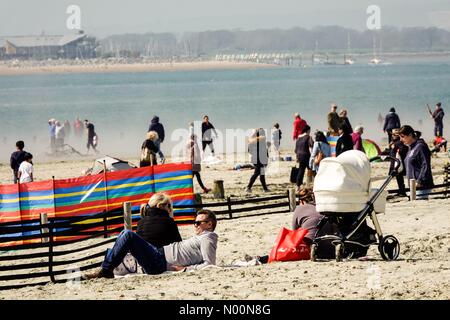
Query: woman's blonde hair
146 192 173 218
146 131 159 142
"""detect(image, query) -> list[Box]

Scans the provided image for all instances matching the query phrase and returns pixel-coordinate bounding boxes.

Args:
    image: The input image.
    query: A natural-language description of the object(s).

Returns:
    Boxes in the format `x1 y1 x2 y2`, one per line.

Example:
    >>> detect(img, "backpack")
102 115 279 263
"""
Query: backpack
313 143 324 165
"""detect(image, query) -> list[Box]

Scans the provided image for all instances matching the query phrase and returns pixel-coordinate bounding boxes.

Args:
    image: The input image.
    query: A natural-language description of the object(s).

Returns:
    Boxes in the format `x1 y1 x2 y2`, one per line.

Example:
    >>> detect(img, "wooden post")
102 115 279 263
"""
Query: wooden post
410 179 416 201
213 180 225 199
40 213 49 243
48 220 55 283
227 196 232 219
288 188 297 212
123 202 132 231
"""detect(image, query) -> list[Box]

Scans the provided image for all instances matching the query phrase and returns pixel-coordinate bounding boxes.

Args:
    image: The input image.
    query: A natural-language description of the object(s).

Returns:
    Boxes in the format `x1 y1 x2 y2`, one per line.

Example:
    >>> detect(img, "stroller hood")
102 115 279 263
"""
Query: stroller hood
314 150 384 213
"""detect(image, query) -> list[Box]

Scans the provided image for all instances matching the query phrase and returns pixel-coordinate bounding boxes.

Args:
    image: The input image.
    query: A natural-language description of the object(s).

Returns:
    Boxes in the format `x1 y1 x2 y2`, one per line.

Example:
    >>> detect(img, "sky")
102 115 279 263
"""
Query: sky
1 0 450 38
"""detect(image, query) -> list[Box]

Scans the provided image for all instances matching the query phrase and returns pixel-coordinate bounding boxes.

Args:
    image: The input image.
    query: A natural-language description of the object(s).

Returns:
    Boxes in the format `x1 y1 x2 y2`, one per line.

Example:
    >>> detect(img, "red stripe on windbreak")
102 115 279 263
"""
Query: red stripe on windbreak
0 184 19 195
19 180 53 193
154 162 192 174
54 174 104 189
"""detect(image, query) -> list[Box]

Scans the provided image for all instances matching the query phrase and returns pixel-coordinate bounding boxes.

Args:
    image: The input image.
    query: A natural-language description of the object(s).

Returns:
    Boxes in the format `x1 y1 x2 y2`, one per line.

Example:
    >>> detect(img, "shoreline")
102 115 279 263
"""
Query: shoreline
0 60 277 76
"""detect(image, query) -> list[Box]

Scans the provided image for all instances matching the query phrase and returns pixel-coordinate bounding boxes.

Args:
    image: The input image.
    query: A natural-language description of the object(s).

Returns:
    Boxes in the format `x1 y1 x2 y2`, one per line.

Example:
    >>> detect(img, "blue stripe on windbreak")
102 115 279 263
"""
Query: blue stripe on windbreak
173 209 196 214
173 199 194 206
16 190 53 198
0 202 21 210
54 190 106 204
107 185 152 199
54 182 106 195
106 175 152 187
19 199 54 208
0 193 19 200
154 170 192 180
154 178 193 189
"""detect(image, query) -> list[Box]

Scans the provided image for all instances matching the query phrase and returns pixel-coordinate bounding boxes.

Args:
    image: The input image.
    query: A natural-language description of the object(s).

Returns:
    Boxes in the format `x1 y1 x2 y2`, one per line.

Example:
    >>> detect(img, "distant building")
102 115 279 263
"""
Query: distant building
1 31 97 60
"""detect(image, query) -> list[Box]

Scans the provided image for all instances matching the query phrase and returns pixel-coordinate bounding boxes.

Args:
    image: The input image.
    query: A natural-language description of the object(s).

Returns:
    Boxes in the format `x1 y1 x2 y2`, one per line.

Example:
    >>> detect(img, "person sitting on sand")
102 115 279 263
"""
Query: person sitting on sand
84 209 218 279
137 193 182 248
431 135 447 153
236 188 321 265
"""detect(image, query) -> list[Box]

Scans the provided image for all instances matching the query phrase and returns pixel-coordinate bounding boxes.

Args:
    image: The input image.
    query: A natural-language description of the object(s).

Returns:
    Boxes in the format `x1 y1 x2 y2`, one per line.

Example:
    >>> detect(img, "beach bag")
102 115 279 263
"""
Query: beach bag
290 166 299 183
268 227 310 263
313 144 324 165
113 253 138 276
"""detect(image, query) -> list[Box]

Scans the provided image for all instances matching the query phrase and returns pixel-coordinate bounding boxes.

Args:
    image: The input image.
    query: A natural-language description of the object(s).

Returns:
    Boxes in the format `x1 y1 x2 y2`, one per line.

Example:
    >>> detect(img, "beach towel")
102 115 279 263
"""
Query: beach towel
268 227 310 263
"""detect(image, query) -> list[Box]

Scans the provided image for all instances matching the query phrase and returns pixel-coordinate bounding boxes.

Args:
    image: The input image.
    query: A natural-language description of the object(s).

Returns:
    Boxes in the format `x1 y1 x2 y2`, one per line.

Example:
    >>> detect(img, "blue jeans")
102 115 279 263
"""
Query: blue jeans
155 139 164 159
102 230 167 275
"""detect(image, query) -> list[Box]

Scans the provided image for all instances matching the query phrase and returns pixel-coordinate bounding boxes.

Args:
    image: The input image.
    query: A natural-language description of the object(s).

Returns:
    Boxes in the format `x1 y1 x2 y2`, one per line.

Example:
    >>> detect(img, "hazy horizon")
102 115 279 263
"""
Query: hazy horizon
1 0 450 38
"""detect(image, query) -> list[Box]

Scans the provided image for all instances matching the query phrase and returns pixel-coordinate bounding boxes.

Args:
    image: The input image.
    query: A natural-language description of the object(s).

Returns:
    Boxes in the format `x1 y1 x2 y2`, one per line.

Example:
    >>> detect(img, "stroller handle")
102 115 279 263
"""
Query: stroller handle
369 155 402 172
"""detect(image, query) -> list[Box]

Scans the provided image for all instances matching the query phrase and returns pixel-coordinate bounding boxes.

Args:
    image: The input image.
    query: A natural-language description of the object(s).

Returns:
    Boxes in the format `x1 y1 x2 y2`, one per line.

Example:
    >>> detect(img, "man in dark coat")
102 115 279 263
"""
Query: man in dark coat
148 116 166 163
383 107 401 143
429 102 445 137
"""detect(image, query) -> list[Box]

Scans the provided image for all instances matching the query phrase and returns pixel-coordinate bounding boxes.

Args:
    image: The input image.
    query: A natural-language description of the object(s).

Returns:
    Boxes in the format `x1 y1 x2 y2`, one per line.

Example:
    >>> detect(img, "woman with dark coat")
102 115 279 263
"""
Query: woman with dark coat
335 123 354 156
246 128 269 193
137 193 182 248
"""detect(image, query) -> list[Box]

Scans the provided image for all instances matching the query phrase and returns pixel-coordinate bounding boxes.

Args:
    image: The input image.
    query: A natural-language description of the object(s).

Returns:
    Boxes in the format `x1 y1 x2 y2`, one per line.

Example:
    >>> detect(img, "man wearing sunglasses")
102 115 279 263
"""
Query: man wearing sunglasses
84 209 218 279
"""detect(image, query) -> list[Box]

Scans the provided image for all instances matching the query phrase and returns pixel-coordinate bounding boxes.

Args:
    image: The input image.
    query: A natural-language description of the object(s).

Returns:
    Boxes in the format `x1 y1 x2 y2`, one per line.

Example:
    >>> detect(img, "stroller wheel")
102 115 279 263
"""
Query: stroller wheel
310 244 317 262
379 235 400 260
335 243 343 262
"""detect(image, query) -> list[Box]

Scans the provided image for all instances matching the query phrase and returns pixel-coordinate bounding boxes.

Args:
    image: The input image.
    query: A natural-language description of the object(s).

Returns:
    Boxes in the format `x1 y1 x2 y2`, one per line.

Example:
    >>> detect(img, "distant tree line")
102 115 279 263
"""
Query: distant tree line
99 26 450 58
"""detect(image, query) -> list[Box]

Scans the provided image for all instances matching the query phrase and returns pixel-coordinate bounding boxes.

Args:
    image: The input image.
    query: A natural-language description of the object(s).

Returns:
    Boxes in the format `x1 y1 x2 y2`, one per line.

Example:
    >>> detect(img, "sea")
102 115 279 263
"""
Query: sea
1 56 450 162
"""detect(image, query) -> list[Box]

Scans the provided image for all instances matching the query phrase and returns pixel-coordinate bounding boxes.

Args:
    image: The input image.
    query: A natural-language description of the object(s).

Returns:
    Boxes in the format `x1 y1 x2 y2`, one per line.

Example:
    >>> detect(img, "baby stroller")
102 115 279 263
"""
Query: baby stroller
310 150 401 262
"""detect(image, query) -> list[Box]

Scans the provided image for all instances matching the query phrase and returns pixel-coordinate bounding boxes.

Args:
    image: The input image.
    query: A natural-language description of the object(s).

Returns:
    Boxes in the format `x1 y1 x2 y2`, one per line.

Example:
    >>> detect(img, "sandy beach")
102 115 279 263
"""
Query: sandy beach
0 60 276 76
0 150 449 300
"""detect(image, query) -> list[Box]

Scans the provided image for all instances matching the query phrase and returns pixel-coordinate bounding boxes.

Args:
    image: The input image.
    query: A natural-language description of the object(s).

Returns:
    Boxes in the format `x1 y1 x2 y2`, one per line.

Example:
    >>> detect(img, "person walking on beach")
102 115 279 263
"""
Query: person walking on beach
55 121 65 152
339 109 352 133
246 128 270 193
295 125 314 190
187 133 211 193
17 153 34 183
140 131 160 167
271 123 282 159
398 125 434 200
10 140 27 184
327 104 340 136
84 209 218 279
389 129 408 197
335 123 354 156
201 115 218 157
84 119 99 154
73 117 83 138
383 107 401 143
63 120 71 140
292 113 307 140
351 126 365 152
148 116 166 164
428 102 445 137
48 119 56 154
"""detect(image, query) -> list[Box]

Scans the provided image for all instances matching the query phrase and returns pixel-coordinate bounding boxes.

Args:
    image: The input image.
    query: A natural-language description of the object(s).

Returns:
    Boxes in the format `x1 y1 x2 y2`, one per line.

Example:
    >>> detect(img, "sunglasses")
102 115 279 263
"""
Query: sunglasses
194 220 210 227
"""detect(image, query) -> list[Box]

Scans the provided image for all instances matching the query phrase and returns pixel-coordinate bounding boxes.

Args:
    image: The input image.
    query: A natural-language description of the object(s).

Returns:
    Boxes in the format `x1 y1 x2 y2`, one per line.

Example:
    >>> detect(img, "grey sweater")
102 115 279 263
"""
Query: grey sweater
163 231 218 271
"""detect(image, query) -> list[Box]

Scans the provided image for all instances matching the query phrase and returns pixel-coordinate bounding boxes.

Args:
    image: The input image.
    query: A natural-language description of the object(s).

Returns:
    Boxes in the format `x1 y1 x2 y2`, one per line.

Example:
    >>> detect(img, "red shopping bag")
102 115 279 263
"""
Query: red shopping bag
268 227 310 263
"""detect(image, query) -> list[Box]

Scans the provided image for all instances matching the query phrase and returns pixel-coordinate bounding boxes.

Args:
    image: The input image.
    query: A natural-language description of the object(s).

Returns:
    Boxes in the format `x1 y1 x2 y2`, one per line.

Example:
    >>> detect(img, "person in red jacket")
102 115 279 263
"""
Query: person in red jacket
292 113 307 140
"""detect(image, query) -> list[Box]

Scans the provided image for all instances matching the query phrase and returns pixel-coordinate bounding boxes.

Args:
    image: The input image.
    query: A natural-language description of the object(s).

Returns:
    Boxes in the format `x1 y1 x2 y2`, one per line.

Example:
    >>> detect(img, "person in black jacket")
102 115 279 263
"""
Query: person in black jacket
294 125 313 189
10 140 27 184
148 116 166 164
398 125 434 200
137 193 182 248
428 102 445 137
383 107 401 143
201 115 218 157
389 129 408 196
335 123 354 157
246 128 269 193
